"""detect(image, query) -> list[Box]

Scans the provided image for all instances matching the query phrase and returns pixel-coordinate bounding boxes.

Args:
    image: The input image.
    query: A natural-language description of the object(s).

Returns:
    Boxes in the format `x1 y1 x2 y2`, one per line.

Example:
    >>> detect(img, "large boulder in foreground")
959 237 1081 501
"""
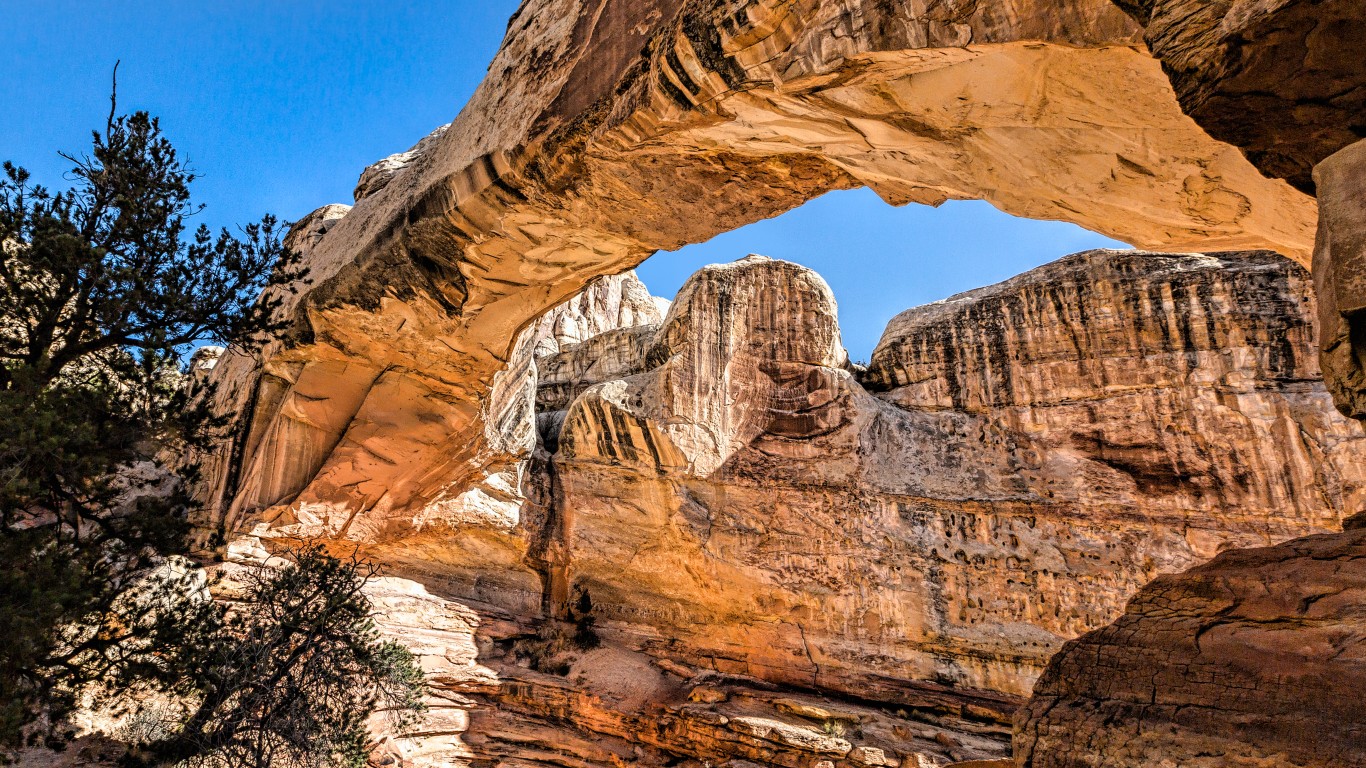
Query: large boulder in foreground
1014 522 1366 767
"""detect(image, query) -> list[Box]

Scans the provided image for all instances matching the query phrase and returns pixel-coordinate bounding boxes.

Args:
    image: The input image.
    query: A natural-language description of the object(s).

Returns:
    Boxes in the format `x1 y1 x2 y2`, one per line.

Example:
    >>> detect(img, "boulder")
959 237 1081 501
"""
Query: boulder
1015 523 1366 767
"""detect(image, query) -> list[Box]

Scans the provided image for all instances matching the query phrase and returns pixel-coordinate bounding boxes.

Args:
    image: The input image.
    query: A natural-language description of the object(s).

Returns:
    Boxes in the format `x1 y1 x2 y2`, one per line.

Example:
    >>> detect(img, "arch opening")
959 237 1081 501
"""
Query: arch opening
638 188 1131 362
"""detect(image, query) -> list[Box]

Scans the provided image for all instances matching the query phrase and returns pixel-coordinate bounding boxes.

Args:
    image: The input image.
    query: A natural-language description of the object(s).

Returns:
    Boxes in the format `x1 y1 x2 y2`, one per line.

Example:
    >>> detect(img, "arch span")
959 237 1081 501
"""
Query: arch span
199 0 1314 548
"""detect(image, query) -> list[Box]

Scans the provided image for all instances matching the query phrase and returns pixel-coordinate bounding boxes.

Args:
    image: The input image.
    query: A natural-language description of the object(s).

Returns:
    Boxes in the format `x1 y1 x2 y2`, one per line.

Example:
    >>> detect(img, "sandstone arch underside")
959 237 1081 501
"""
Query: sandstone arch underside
201 0 1315 545
177 2 1366 765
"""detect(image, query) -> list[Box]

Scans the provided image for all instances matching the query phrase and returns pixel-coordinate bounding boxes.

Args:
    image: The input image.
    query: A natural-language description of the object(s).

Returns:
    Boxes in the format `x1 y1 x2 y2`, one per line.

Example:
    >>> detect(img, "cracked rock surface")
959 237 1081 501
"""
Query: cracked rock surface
1014 522 1366 767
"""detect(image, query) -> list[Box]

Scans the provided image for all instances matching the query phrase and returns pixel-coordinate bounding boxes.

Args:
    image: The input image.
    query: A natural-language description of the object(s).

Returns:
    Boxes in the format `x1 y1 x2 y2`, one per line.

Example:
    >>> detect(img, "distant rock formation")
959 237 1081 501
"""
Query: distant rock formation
337 248 1366 766
540 251 1365 706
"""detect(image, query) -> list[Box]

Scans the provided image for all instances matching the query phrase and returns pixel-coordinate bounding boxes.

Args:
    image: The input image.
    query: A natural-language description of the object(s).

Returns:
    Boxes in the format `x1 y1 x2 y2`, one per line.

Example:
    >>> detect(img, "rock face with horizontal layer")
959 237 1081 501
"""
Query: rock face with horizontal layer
1014 521 1366 768
357 572 1016 768
195 0 1317 557
540 251 1366 710
191 265 664 621
198 243 1366 766
1116 0 1366 418
525 269 670 360
866 248 1359 524
179 2 1366 763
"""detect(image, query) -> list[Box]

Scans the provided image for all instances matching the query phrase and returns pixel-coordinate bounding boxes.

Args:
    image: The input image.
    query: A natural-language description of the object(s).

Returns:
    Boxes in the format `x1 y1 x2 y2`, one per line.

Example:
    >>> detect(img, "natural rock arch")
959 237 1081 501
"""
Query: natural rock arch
199 0 1315 543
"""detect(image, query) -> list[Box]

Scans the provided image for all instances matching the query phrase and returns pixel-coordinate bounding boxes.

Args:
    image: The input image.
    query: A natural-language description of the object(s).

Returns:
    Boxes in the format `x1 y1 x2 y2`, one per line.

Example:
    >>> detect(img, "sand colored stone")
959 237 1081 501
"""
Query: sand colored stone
195 0 1317 556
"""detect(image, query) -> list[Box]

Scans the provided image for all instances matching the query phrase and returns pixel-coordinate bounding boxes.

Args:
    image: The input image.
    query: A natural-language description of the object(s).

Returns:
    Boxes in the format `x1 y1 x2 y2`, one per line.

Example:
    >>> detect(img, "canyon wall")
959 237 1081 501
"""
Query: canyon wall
1116 0 1366 196
1003 7 1366 764
540 251 1365 705
197 0 1318 553
183 1 1366 765
1116 0 1366 418
293 247 1360 767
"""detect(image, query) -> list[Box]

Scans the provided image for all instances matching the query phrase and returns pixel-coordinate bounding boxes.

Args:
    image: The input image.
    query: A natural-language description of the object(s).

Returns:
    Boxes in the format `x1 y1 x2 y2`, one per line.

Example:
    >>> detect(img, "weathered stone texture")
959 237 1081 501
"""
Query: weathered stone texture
198 0 1317 558
179 0 1366 764
1014 523 1366 768
203 245 1366 766
866 249 1356 527
526 269 669 360
1314 139 1366 420
543 251 1366 708
1117 0 1366 417
353 124 450 203
536 323 659 411
356 572 1015 768
1119 0 1366 194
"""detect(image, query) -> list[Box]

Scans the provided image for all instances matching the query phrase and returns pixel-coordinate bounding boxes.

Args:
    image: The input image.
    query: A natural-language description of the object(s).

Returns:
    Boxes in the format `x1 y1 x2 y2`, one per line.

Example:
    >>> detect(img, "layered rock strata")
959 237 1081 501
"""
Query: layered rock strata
201 246 1366 767
199 245 1366 767
359 575 1015 768
197 265 667 620
1014 521 1366 768
537 251 1366 712
168 0 1366 764
1115 0 1366 416
197 0 1318 553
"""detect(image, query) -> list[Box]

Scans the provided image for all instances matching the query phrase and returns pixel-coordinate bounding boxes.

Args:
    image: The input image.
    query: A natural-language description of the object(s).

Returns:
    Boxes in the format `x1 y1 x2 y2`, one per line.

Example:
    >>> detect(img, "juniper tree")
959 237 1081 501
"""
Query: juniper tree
0 83 306 748
140 544 427 768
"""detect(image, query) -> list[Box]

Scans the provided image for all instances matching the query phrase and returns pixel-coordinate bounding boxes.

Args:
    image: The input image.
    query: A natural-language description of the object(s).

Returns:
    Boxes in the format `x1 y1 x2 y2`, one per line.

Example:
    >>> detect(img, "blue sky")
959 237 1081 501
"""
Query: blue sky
2 1 1127 360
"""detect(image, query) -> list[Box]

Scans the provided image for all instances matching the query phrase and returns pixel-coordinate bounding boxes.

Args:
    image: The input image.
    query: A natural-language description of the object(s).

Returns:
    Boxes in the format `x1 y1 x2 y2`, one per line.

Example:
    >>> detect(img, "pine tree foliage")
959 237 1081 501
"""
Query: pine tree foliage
0 87 306 749
138 545 427 768
0 82 425 766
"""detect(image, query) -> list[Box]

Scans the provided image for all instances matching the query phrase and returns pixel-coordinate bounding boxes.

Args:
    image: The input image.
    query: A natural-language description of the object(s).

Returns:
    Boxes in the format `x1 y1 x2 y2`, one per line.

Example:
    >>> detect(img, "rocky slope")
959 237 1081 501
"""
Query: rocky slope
1014 518 1366 768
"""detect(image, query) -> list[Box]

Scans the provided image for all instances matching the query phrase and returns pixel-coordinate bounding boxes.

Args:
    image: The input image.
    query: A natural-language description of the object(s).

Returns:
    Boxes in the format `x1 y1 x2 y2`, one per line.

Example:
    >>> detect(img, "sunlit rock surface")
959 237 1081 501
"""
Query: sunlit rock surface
361 573 1016 768
543 251 1366 708
335 248 1366 767
867 248 1357 531
181 1 1366 765
354 124 451 203
197 0 1317 558
1117 0 1366 417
